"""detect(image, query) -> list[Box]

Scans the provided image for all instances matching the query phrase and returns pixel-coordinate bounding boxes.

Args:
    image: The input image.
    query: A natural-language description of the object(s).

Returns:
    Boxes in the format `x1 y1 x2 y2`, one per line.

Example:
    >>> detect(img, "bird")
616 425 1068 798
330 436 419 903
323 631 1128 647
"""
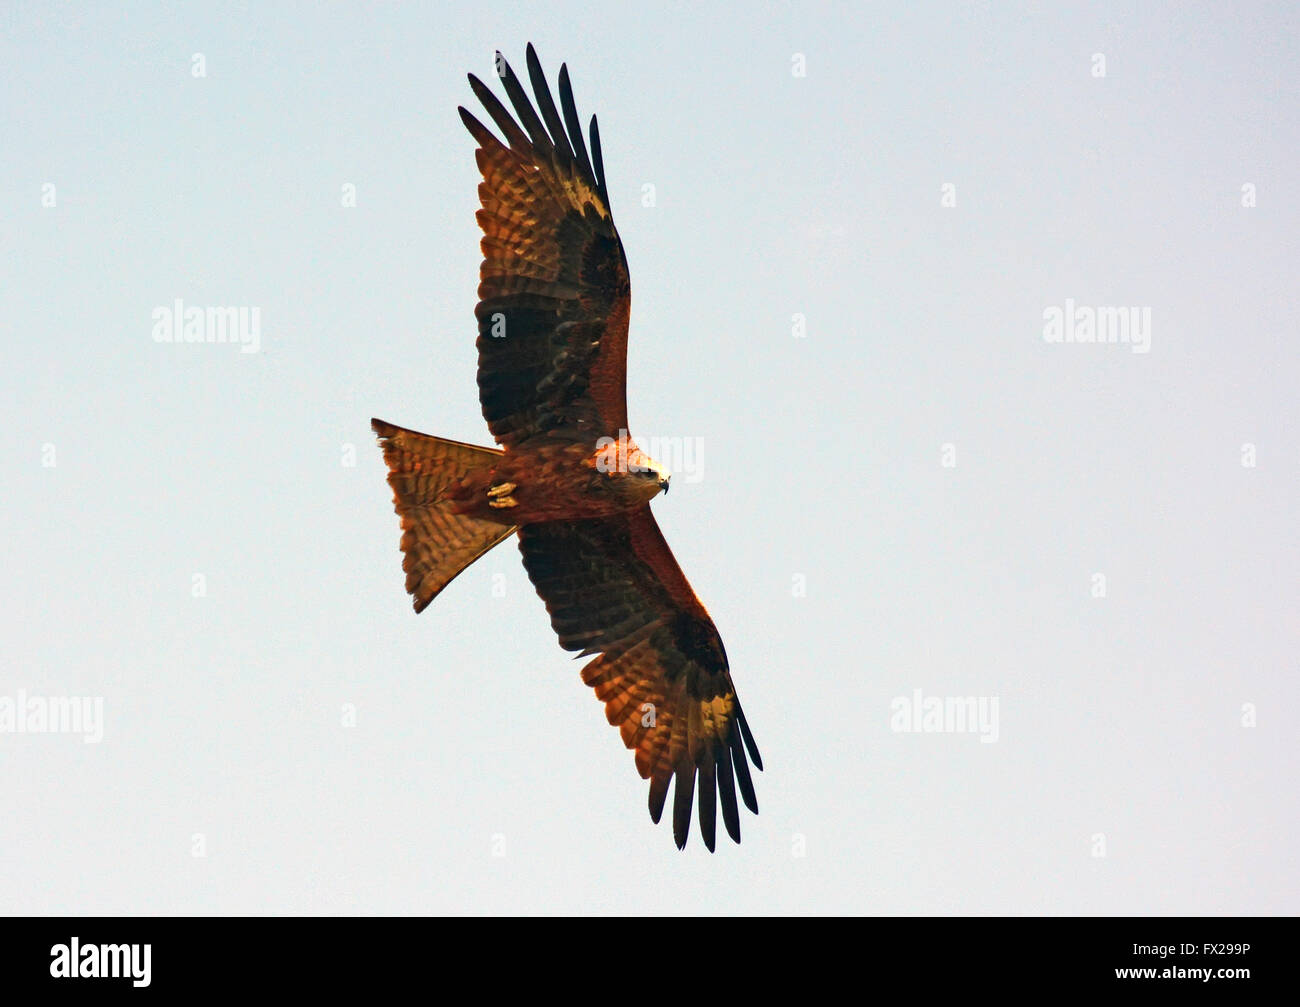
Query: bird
371 45 761 851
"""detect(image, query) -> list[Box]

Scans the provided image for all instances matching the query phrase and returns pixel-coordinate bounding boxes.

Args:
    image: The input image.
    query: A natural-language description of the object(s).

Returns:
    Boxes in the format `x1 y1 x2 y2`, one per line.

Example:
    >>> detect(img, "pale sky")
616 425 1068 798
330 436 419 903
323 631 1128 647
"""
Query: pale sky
1 2 1296 914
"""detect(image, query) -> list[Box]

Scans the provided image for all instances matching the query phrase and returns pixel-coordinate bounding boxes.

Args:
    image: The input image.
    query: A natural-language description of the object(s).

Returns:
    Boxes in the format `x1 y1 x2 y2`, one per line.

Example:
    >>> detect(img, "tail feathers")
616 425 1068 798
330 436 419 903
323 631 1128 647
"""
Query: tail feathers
371 418 516 612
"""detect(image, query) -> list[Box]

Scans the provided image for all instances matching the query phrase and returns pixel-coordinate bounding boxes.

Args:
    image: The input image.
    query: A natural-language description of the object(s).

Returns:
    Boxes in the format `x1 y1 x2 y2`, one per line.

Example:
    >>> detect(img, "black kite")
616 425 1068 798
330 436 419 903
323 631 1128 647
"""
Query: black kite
372 45 762 850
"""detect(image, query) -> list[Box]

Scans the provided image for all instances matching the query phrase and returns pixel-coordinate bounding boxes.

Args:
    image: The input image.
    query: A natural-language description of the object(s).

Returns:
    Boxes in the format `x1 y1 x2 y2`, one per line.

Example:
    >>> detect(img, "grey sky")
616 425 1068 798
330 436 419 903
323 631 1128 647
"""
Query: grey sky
1 3 1296 914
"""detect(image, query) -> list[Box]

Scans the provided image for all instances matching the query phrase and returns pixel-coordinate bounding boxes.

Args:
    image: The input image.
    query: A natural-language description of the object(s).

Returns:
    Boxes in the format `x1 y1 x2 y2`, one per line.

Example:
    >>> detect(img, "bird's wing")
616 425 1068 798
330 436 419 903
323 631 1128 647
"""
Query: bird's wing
517 508 763 850
460 45 631 449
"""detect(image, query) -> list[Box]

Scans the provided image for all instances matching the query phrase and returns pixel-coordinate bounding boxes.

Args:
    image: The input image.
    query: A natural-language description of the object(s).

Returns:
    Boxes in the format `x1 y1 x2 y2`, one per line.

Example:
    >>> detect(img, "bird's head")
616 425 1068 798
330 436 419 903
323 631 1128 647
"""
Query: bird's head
594 438 671 502
630 451 671 499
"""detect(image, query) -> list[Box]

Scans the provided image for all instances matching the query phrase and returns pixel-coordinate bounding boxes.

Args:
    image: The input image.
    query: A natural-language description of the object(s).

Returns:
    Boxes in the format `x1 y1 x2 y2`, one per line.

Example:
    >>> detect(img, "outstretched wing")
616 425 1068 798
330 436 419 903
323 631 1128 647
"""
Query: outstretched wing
517 508 763 851
460 45 631 449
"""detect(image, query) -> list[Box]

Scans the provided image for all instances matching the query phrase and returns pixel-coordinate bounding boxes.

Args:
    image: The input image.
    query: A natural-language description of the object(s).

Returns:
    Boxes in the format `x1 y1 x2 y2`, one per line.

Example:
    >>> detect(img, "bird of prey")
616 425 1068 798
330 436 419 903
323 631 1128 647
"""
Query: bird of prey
371 45 761 850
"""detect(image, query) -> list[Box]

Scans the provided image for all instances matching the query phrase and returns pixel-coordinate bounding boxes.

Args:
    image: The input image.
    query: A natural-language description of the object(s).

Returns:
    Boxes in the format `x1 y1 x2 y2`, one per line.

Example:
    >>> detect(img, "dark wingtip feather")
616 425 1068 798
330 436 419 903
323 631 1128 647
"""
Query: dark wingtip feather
466 72 491 103
558 63 595 183
717 744 741 844
737 704 763 771
492 51 555 159
672 768 695 850
465 75 534 153
730 729 758 814
524 44 574 168
458 106 498 150
589 114 608 200
698 760 718 852
648 772 670 824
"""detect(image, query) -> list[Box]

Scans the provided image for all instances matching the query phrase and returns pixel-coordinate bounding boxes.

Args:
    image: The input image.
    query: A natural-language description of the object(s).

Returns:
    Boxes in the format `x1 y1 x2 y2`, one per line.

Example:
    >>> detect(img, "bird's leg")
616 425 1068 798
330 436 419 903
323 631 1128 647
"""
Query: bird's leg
487 481 518 508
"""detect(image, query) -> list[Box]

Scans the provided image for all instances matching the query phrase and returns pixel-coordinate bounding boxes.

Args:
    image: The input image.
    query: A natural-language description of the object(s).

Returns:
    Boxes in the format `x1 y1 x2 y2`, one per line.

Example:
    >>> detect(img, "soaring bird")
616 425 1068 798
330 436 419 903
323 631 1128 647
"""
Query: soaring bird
372 45 762 850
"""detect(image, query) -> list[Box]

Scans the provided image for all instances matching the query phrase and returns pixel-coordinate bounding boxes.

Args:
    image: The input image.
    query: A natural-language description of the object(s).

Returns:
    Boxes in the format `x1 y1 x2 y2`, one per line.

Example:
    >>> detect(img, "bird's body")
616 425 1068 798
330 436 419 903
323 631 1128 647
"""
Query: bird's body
372 46 761 850
438 436 668 525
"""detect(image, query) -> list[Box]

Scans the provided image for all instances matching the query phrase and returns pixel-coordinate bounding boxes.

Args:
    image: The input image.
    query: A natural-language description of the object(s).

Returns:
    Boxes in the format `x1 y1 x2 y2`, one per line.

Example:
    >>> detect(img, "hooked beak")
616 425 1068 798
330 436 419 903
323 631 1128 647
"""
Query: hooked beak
659 477 670 494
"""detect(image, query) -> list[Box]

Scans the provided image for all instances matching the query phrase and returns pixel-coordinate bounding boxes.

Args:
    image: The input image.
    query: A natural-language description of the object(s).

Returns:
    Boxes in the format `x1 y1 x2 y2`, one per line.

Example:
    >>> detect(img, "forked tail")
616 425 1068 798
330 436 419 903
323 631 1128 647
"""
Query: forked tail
371 418 517 612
